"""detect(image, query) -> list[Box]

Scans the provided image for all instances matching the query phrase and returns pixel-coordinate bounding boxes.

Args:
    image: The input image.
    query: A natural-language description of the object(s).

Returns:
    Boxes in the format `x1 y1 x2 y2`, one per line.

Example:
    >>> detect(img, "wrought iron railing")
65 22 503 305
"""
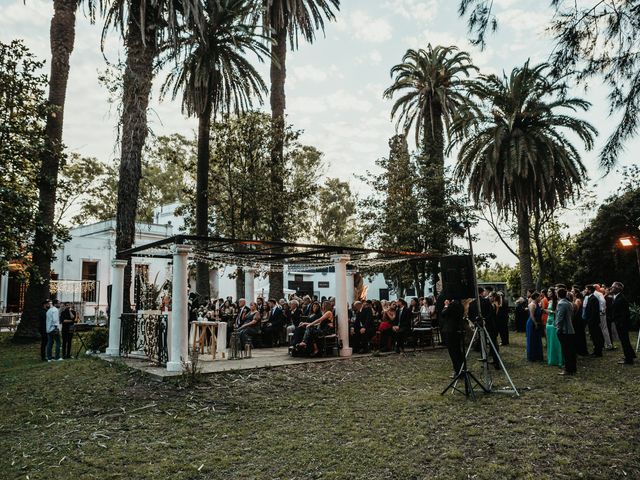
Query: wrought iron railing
120 312 169 365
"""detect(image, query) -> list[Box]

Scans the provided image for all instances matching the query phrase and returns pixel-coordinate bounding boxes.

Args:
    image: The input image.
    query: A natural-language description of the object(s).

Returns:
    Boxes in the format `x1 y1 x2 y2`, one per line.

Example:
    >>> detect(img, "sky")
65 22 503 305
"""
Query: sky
1 0 637 265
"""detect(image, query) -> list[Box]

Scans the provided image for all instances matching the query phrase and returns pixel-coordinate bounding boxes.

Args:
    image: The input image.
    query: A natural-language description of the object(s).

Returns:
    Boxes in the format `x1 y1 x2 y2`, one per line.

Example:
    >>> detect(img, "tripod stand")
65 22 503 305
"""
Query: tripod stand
460 318 519 396
441 326 489 400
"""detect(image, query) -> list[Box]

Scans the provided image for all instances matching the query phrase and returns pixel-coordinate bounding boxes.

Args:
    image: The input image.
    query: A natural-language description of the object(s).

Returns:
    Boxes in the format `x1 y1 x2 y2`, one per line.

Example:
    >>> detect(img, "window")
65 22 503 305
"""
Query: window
379 288 389 301
81 261 98 302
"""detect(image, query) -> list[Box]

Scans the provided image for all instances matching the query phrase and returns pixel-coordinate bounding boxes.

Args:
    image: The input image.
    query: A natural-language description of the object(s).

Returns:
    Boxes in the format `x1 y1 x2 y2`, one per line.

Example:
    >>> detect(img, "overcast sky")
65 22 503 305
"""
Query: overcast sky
1 0 636 265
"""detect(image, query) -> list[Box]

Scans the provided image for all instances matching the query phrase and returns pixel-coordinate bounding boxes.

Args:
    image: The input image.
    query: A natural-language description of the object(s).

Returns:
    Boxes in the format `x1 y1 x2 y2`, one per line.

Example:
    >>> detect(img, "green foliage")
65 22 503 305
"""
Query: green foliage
86 327 109 353
458 0 640 170
312 178 361 246
571 185 640 303
477 263 521 299
202 111 323 241
0 40 48 273
67 134 195 225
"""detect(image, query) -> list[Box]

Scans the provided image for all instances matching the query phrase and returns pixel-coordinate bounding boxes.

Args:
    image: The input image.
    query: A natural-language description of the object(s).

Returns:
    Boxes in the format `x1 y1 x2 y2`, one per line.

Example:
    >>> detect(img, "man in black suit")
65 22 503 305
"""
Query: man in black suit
301 296 312 316
468 287 500 368
393 299 412 353
263 298 285 347
610 281 636 365
585 285 604 357
351 301 375 353
440 297 466 376
288 299 302 328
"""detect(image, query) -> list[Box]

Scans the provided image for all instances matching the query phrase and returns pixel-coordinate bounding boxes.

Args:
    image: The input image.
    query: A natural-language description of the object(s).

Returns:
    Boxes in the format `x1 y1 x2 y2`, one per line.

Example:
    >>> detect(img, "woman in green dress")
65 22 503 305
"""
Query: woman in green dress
545 288 563 366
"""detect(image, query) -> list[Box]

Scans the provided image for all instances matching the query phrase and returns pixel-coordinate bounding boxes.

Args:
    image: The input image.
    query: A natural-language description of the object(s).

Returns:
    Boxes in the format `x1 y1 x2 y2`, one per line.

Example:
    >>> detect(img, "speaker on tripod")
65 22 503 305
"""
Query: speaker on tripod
440 255 476 300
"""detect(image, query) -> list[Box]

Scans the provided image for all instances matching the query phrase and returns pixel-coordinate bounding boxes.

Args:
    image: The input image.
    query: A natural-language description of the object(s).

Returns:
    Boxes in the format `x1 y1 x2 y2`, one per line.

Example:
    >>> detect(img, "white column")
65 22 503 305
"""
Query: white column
167 244 191 372
244 268 255 303
346 271 355 304
106 259 128 356
332 254 352 357
0 272 9 312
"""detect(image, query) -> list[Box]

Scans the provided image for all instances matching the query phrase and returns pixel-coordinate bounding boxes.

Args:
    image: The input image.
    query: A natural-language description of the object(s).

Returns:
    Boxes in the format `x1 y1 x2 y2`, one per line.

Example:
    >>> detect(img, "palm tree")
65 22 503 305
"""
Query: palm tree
160 0 269 297
452 62 597 295
262 0 340 299
17 0 102 342
383 45 477 285
102 0 205 311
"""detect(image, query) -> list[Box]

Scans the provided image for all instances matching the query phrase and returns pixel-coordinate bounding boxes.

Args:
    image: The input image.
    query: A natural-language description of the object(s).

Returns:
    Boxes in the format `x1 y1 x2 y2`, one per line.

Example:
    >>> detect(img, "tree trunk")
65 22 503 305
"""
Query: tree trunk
16 0 77 342
517 206 535 297
421 103 447 289
268 23 288 301
195 98 212 298
532 212 545 291
115 1 158 313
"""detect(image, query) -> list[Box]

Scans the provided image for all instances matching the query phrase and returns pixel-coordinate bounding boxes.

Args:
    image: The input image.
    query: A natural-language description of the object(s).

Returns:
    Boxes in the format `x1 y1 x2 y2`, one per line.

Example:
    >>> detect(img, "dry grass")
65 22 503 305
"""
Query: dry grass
1 331 639 479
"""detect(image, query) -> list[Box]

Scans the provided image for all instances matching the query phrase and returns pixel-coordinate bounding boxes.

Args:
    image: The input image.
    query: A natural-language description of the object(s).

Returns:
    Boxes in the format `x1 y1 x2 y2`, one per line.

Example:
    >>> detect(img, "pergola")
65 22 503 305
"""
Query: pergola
105 235 435 372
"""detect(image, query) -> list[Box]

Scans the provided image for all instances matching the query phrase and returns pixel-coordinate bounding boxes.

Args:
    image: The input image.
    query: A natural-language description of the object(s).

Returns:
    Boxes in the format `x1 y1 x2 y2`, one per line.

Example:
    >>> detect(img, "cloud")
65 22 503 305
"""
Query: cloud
384 0 439 22
291 64 328 84
336 10 393 43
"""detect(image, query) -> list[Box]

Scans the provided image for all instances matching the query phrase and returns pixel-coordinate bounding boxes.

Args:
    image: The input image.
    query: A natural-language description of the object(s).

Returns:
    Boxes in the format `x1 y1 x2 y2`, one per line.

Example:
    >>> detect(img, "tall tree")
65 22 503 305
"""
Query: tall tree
313 178 360 247
459 0 640 170
0 41 47 278
16 1 102 341
160 0 269 298
383 45 477 286
452 62 597 295
262 0 340 299
103 0 204 312
359 135 420 296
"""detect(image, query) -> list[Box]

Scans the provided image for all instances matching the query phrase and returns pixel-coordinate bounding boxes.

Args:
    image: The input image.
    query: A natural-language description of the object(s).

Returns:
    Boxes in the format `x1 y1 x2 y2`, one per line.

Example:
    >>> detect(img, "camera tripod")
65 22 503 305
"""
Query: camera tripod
441 325 489 400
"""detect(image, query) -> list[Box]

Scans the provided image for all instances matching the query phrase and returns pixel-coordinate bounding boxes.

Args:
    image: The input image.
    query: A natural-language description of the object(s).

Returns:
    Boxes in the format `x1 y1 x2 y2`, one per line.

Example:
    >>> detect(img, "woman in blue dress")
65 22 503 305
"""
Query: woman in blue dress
526 292 544 361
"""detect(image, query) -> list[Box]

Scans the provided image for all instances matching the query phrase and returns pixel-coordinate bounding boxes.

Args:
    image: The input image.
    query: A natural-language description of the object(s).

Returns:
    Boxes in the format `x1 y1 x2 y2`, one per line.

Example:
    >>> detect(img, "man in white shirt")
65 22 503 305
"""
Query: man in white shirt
46 299 62 362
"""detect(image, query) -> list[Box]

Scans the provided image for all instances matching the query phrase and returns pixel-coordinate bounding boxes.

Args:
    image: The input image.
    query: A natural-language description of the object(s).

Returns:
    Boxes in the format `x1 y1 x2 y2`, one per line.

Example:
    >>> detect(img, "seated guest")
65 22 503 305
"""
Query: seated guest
286 299 302 340
295 301 335 356
351 301 375 353
262 298 286 347
378 302 397 352
292 301 321 349
238 302 261 347
301 295 312 316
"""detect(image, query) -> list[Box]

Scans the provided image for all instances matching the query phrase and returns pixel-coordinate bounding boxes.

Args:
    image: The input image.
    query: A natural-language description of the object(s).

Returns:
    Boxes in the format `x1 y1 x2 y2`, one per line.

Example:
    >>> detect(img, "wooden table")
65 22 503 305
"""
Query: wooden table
189 320 227 360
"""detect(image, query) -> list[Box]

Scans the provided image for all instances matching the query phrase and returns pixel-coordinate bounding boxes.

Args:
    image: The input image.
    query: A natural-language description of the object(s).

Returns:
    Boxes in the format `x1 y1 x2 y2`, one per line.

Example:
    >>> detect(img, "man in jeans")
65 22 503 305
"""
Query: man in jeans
46 299 62 362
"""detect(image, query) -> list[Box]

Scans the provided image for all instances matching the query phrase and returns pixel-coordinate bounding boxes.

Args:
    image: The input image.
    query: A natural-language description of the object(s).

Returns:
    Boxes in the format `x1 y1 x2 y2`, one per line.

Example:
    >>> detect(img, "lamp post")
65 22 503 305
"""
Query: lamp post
618 235 640 277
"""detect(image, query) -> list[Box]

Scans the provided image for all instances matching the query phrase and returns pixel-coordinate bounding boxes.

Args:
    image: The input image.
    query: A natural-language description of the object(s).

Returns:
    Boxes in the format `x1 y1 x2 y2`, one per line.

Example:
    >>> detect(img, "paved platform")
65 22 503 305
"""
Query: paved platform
100 346 443 381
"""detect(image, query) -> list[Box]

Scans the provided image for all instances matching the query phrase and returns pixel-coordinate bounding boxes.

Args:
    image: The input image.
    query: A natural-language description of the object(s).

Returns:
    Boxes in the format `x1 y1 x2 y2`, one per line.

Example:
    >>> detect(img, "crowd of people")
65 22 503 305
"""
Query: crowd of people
191 294 444 357
513 282 637 374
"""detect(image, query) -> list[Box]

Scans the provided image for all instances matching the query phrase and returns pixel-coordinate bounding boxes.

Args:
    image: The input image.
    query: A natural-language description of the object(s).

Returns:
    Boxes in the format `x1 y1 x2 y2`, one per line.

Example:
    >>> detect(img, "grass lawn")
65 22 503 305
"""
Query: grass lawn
1 331 639 480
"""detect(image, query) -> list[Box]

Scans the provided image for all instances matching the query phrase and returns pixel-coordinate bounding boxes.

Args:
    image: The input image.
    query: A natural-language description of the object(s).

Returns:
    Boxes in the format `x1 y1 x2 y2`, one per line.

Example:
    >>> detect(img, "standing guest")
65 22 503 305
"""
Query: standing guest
39 299 51 362
584 285 604 357
593 284 613 350
545 288 563 367
526 292 544 362
604 287 619 348
46 299 62 362
540 290 549 340
351 301 375 353
514 297 528 332
440 297 466 376
469 288 500 368
496 292 510 345
572 290 589 356
60 302 76 359
610 282 636 365
555 288 576 375
392 299 412 353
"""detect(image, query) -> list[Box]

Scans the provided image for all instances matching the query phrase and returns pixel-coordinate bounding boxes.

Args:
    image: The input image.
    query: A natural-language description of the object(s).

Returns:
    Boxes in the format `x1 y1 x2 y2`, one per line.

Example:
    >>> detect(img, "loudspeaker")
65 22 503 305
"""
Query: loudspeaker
440 255 476 300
